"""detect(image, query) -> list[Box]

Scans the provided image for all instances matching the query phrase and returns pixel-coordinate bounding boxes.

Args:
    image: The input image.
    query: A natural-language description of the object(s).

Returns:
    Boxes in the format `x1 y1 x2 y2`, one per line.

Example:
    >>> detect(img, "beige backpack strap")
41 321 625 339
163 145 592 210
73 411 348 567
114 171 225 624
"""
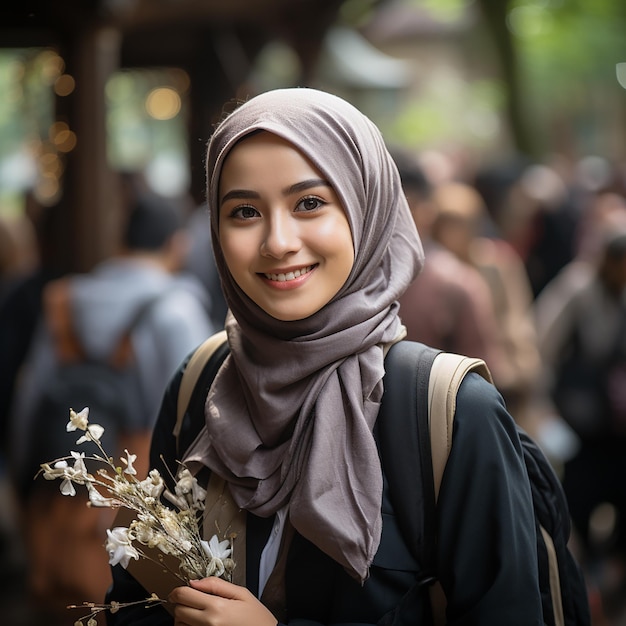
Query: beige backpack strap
426 351 493 625
42 277 84 363
173 329 228 441
427 352 493 501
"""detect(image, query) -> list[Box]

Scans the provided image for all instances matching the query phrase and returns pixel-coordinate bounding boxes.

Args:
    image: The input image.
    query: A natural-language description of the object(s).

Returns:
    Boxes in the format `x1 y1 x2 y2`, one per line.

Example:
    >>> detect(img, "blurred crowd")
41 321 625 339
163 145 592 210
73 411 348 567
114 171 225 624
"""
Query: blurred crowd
393 148 626 625
2 148 626 624
0 173 226 625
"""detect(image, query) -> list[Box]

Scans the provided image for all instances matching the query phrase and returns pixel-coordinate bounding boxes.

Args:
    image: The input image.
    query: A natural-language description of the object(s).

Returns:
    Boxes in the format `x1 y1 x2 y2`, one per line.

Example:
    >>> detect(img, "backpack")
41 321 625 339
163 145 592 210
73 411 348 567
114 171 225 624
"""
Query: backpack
378 341 590 626
173 333 590 626
19 277 164 497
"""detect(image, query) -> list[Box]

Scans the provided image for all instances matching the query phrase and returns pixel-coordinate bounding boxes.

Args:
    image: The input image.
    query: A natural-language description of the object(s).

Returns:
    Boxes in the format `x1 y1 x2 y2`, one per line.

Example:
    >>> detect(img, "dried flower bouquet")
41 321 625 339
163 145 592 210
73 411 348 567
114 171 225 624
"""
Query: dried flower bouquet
38 407 235 625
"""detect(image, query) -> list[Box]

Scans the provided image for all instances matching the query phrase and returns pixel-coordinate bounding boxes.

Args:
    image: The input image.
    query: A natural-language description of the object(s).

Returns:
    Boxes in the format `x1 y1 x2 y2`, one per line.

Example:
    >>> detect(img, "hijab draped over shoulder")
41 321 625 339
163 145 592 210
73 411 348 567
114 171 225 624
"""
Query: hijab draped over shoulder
184 88 424 582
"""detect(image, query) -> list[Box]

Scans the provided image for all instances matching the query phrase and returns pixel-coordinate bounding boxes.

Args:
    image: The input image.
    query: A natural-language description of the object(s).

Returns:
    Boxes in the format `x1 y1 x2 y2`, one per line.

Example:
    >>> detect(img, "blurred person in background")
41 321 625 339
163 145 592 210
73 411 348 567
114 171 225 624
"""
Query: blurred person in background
118 169 228 330
6 189 215 625
0 195 65 448
392 147 503 368
473 158 581 299
534 203 626 620
0 211 37 301
429 180 544 441
0 203 44 626
184 203 229 330
0 199 68 625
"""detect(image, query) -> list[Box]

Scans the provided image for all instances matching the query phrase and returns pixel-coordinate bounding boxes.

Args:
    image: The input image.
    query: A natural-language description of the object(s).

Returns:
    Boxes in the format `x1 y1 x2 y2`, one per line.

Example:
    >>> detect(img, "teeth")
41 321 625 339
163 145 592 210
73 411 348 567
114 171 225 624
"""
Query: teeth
265 265 312 282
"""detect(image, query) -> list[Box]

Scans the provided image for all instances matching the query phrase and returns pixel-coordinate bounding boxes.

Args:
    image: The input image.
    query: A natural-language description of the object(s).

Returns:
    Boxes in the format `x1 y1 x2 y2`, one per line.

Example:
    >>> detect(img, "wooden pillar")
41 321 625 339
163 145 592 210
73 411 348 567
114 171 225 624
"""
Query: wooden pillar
60 24 122 272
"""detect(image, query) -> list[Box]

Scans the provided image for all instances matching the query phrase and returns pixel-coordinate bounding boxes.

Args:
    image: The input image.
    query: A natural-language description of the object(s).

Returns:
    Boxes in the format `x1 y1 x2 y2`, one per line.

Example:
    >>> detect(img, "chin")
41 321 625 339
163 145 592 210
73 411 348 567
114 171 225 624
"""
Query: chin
264 305 320 322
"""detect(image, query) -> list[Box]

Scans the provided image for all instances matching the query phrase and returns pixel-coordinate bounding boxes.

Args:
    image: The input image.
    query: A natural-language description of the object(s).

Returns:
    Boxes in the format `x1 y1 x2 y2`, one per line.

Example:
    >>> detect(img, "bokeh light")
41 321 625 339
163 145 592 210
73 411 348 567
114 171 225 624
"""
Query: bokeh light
145 87 181 120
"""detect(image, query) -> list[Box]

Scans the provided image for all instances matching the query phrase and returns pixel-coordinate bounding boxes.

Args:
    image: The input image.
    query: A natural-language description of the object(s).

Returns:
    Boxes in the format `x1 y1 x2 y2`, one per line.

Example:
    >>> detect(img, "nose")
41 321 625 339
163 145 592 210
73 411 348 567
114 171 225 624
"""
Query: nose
261 213 301 258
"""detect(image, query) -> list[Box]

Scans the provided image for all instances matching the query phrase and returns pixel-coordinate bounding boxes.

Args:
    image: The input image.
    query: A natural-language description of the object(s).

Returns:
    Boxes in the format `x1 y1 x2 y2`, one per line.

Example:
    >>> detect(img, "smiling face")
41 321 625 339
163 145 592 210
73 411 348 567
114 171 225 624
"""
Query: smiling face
218 132 355 321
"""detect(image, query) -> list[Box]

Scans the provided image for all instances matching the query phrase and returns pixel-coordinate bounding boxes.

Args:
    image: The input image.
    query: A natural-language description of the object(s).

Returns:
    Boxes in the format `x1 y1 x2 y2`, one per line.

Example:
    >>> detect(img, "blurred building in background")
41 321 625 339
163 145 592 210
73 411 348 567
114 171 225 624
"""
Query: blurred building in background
2 0 626 275
0 0 350 273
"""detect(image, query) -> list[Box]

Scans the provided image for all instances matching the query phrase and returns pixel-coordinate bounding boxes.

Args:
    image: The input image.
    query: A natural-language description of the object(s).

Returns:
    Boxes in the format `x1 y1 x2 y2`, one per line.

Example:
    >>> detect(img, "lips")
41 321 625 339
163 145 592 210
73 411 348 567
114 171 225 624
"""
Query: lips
263 265 314 282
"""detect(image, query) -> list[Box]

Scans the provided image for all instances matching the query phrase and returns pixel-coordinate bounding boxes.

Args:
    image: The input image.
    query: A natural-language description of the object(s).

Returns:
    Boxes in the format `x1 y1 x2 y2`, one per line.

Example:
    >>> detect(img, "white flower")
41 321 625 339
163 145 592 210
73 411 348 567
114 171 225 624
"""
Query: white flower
67 407 89 432
76 423 105 445
131 521 155 546
69 451 88 481
163 490 186 511
60 475 77 496
158 509 192 554
51 452 90 496
43 459 79 496
121 449 137 475
139 470 164 499
200 535 232 579
86 483 122 508
166 468 206 510
41 460 69 481
151 533 177 554
106 527 140 569
202 534 232 560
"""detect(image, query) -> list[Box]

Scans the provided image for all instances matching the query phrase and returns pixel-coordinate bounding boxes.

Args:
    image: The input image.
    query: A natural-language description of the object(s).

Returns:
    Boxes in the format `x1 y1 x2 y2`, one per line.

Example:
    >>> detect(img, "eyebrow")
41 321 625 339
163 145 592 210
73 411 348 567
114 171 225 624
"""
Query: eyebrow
220 178 331 206
283 178 330 195
220 189 260 205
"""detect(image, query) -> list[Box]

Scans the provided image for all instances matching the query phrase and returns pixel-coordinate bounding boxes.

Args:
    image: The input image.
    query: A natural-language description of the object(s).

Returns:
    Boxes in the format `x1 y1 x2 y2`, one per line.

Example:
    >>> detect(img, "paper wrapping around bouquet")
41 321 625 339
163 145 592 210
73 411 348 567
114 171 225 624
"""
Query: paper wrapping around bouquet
202 473 247 587
112 506 181 616
110 473 246 616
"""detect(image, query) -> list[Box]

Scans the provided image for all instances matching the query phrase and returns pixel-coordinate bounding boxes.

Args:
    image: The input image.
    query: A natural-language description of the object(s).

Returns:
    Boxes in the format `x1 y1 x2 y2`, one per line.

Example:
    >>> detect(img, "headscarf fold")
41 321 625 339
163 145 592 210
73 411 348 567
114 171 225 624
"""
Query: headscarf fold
184 88 424 582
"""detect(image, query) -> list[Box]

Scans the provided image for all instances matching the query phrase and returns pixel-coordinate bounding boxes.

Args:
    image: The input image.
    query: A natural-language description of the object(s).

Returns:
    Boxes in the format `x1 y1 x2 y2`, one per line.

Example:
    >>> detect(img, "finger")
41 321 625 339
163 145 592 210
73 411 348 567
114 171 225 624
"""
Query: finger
189 576 249 600
174 602 210 626
168 585 210 609
189 576 247 600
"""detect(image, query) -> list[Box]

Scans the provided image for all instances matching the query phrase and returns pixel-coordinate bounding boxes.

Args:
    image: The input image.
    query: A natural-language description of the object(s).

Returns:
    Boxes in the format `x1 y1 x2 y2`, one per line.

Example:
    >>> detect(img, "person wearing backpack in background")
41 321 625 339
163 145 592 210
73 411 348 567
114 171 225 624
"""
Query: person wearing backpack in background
7 189 216 624
99 88 589 625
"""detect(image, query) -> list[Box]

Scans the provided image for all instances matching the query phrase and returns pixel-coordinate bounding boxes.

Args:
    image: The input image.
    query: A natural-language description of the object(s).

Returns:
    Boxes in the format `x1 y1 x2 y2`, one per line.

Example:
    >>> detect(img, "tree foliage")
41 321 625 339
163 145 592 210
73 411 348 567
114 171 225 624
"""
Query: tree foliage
482 0 626 155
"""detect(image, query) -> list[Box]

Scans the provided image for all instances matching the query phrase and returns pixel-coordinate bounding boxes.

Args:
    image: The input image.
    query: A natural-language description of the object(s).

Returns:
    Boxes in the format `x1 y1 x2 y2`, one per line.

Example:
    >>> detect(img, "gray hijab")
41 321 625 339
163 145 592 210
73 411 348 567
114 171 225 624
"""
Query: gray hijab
184 88 424 582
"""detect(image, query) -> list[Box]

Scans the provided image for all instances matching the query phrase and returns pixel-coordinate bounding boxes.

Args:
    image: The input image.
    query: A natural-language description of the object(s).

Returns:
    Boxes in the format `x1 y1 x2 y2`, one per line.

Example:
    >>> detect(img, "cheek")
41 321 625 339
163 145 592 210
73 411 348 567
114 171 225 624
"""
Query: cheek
315 215 353 255
318 229 354 286
219 231 252 278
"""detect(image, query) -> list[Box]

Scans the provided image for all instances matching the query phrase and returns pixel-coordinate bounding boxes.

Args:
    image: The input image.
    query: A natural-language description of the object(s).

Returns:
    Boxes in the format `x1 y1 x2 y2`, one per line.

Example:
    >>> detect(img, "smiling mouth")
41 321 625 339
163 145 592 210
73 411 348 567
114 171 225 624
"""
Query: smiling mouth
263 265 315 282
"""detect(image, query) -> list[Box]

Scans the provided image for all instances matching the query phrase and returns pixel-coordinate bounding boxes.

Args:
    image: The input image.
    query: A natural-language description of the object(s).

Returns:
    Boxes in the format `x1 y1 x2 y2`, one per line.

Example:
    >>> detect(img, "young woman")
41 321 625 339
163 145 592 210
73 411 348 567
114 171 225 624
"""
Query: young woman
107 88 543 625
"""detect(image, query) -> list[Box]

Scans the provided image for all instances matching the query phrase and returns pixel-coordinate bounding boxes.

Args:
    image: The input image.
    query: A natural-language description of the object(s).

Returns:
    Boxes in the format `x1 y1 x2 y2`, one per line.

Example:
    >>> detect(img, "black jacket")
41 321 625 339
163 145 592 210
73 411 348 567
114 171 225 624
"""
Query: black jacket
106 359 543 625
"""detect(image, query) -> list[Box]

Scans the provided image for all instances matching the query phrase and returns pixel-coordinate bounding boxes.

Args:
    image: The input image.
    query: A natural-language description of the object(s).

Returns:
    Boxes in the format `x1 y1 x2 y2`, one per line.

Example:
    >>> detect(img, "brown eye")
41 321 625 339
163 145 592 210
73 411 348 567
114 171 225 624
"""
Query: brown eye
232 205 259 219
296 196 325 213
